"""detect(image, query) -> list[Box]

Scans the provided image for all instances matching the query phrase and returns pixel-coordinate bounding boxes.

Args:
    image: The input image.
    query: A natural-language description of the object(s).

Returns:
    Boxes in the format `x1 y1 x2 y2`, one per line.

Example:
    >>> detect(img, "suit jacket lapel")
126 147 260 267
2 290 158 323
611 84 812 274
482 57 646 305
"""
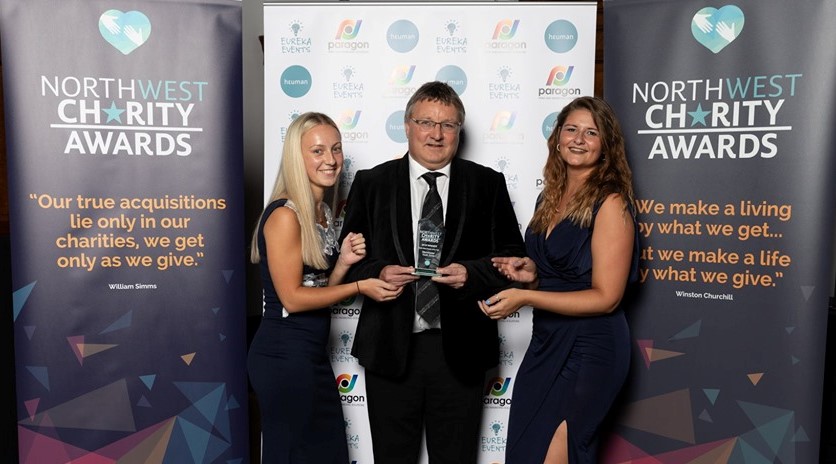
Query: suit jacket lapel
442 159 466 266
392 155 413 266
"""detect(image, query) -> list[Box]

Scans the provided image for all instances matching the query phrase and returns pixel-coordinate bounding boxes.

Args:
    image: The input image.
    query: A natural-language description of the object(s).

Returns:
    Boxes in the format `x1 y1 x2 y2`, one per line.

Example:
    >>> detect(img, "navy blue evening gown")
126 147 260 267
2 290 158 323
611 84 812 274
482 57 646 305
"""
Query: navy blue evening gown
505 204 639 464
247 199 348 464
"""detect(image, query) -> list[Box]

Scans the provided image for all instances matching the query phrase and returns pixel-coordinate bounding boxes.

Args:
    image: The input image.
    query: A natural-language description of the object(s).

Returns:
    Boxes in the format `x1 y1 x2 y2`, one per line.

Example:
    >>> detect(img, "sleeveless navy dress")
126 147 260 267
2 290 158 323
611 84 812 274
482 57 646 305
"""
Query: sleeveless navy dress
505 205 639 464
247 199 348 464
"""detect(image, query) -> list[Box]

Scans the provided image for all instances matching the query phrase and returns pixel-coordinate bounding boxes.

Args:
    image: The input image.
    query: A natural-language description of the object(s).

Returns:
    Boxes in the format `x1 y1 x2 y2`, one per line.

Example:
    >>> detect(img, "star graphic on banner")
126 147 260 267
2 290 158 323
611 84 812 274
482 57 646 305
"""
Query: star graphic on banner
102 101 125 123
688 103 710 127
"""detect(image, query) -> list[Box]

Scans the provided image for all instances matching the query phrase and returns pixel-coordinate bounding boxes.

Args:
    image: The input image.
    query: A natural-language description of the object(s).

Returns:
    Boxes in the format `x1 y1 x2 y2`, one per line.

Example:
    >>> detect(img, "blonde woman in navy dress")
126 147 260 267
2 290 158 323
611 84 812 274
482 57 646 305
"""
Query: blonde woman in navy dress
481 97 639 464
247 112 402 463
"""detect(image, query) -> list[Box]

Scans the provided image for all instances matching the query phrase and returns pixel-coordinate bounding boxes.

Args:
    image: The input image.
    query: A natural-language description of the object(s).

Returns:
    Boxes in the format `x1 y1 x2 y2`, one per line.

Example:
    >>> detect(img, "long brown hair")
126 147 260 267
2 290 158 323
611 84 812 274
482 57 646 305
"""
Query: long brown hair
529 96 635 233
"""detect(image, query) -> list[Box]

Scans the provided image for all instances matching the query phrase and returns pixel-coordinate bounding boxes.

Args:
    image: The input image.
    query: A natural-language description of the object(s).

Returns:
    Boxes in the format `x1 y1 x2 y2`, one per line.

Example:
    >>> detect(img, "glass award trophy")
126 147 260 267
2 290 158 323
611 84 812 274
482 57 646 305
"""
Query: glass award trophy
414 218 444 276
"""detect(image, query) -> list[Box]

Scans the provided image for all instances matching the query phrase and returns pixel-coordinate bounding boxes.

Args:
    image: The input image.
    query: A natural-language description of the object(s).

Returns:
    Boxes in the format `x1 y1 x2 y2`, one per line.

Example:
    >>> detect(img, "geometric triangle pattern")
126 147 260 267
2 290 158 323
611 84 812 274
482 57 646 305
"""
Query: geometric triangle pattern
652 437 736 463
25 366 50 391
24 399 41 422
79 343 119 358
174 382 231 442
599 434 658 462
730 436 772 464
737 400 795 461
67 336 86 365
799 285 814 302
636 339 655 369
647 347 686 363
792 426 810 443
87 417 175 463
18 379 136 432
140 375 157 390
619 388 696 443
181 353 197 365
635 340 686 369
669 319 701 341
702 388 720 405
602 400 804 464
18 426 87 464
697 409 713 423
13 281 37 322
66 336 119 365
169 416 229 464
99 310 133 335
17 380 241 463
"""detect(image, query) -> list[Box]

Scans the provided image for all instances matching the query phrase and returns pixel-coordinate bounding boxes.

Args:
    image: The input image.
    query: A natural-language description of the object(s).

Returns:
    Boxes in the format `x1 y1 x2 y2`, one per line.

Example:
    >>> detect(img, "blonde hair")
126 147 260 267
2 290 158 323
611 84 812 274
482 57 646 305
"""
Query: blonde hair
250 112 340 269
529 96 635 232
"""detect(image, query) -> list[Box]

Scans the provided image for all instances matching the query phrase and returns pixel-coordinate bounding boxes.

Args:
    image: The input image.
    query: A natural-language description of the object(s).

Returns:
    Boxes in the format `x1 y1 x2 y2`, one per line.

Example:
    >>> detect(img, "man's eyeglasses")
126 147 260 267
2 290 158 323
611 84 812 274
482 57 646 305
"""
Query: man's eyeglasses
410 118 461 133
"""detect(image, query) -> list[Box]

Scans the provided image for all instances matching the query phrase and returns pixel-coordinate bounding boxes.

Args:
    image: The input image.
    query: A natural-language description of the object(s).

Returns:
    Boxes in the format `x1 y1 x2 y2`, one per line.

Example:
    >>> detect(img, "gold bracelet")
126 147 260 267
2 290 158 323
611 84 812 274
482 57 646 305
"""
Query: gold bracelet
355 281 361 295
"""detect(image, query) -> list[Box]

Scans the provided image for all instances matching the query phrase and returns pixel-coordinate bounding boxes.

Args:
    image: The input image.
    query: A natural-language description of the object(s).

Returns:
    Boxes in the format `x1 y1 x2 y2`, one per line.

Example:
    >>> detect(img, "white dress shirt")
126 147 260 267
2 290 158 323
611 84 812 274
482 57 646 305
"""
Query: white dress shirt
407 155 450 331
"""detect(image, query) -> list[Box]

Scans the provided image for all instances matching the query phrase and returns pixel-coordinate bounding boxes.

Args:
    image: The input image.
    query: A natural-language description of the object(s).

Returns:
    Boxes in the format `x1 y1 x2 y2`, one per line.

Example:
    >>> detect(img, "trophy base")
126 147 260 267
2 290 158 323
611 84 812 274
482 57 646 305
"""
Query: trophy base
412 268 441 277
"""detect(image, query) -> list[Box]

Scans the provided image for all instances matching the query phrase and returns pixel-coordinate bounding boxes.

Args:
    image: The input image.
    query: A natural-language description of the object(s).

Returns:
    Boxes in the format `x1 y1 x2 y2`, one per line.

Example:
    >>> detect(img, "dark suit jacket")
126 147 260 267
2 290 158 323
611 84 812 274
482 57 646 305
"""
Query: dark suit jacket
339 154 525 378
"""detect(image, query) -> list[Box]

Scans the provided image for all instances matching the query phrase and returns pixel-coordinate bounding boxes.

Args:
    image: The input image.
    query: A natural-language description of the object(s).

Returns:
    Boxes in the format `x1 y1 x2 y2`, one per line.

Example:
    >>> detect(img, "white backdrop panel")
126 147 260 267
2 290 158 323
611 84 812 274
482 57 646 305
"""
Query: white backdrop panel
264 3 597 462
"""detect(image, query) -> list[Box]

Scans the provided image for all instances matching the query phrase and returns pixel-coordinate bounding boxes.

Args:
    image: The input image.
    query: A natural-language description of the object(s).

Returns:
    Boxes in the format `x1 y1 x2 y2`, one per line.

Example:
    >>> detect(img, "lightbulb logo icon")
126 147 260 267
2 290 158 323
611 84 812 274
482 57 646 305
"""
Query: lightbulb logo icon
492 19 520 40
290 20 302 36
335 19 363 40
282 111 302 143
339 331 352 347
546 65 574 86
336 373 359 394
342 66 356 82
498 66 512 83
445 20 459 36
496 157 510 173
497 331 515 365
490 421 504 436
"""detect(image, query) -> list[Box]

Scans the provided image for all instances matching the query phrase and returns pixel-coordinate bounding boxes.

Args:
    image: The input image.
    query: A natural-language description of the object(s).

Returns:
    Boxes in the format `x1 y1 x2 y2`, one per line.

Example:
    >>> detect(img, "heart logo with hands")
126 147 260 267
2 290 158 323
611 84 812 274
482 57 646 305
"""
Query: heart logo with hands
691 5 744 54
99 10 151 55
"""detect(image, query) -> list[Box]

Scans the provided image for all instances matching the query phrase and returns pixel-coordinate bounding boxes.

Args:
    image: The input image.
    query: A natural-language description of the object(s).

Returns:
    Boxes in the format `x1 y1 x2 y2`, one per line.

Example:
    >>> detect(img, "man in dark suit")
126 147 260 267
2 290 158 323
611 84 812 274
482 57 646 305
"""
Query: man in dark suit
338 81 525 463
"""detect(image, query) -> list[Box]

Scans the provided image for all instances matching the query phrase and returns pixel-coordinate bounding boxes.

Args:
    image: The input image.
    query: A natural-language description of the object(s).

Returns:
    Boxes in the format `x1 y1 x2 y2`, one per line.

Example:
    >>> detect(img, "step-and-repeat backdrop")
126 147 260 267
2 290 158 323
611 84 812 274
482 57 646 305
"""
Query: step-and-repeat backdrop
264 2 598 462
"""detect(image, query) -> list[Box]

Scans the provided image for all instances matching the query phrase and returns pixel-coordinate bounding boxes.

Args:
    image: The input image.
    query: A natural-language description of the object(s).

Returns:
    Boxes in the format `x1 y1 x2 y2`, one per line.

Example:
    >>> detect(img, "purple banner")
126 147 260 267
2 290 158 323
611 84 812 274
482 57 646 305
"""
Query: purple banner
1 1 248 462
602 0 836 462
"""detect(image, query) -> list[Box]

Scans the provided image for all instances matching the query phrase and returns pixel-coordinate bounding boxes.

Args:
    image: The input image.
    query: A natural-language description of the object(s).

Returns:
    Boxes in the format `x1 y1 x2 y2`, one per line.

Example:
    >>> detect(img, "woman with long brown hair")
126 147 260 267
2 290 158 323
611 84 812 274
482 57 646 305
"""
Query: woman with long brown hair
482 96 640 464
